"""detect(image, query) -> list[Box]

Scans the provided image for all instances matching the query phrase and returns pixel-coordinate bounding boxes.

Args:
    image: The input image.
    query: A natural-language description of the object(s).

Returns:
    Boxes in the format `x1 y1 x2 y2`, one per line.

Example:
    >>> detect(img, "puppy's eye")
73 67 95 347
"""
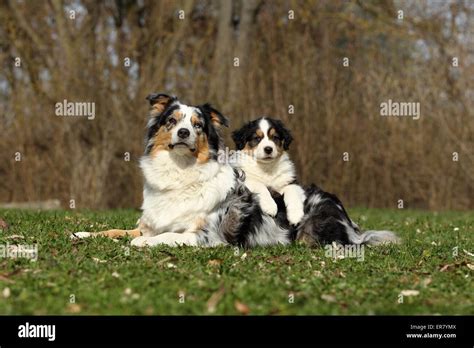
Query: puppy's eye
194 123 202 130
273 135 281 141
168 118 177 125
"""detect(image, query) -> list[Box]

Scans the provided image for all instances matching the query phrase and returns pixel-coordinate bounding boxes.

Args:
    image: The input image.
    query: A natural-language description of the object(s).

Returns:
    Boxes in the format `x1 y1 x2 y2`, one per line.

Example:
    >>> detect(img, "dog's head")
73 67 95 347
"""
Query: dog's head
144 93 228 163
232 117 293 162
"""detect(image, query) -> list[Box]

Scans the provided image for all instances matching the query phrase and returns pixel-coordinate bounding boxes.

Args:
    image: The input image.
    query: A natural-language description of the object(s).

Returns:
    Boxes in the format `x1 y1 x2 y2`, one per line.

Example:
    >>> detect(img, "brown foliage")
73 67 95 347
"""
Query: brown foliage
0 0 473 210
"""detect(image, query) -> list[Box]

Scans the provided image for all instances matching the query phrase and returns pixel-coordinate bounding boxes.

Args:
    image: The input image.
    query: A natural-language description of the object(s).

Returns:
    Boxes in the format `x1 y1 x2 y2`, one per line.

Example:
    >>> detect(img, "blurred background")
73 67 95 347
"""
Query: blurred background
0 0 473 210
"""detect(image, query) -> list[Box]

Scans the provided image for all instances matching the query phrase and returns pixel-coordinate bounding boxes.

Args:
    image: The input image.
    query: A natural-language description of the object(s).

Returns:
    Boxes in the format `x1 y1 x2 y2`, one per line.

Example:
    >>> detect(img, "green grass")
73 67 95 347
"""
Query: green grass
0 208 472 315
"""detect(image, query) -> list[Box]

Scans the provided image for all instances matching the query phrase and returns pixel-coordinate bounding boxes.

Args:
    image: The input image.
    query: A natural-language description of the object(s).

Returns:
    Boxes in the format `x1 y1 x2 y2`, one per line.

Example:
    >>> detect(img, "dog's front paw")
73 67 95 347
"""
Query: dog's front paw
287 207 304 226
131 236 153 248
70 232 91 240
259 197 278 217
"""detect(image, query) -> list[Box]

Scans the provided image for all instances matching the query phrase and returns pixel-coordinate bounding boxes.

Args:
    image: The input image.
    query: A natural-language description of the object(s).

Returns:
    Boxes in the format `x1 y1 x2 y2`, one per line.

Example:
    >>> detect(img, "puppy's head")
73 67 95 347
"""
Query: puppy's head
144 93 228 163
232 117 293 162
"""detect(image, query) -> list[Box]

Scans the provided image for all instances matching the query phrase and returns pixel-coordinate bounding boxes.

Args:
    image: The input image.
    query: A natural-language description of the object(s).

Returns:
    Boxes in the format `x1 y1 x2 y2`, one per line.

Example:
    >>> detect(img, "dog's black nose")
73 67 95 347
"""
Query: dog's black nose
178 128 190 139
264 146 273 154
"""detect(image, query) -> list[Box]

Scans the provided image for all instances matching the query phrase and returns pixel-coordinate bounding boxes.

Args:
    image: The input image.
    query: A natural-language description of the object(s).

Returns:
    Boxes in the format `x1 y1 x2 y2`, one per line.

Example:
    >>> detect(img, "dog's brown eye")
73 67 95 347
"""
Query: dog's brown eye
193 123 202 130
168 118 177 125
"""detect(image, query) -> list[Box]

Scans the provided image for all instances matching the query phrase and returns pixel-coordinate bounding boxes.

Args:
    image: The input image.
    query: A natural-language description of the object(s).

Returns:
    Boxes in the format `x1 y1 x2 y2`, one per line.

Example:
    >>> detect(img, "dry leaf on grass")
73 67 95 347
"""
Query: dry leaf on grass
234 300 250 315
0 219 8 230
463 249 474 257
2 287 11 298
208 259 223 267
421 277 432 287
67 303 82 313
92 257 107 264
439 264 452 272
400 290 419 296
206 286 225 314
321 294 336 303
467 264 474 271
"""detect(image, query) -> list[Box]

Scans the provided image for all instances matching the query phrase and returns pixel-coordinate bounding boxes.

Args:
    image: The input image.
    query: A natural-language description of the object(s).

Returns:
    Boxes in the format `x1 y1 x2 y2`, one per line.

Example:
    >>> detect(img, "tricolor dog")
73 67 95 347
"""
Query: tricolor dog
231 117 400 246
72 94 399 248
231 117 305 226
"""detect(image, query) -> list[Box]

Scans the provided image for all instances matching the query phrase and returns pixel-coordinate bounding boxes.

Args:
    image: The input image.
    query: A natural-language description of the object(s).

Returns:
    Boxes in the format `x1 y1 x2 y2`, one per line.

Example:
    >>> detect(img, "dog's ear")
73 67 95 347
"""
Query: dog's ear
232 123 252 150
146 93 176 116
272 119 293 150
200 103 229 128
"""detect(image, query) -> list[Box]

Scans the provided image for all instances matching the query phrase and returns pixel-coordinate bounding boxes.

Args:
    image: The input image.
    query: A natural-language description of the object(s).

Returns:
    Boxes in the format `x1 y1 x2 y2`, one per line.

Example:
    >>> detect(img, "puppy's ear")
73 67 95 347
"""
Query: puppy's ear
232 125 250 150
146 93 176 116
272 119 293 150
200 103 229 128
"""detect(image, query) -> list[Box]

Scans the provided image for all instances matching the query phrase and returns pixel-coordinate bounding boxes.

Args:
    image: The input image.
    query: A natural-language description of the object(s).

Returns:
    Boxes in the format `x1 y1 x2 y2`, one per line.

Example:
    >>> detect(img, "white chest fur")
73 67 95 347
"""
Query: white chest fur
139 152 236 236
234 152 297 192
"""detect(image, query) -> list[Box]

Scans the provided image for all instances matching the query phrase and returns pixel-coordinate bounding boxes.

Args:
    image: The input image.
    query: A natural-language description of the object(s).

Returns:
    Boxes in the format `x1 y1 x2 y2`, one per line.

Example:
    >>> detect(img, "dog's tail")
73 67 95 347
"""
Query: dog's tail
347 229 400 246
297 184 400 247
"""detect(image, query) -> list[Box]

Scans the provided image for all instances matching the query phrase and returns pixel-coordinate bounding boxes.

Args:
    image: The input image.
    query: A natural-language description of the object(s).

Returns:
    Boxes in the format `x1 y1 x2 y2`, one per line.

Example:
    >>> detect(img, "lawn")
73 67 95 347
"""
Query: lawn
0 208 472 315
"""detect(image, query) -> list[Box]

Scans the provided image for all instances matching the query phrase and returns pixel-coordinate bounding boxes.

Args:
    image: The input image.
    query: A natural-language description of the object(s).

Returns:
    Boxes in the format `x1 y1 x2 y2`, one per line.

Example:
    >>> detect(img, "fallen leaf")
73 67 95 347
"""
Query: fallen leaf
166 263 177 269
467 264 474 271
92 257 107 264
0 219 8 230
321 294 336 303
208 259 223 267
401 290 419 296
67 303 82 313
439 264 452 272
463 249 474 257
0 269 23 284
2 287 11 298
240 253 247 260
206 286 225 313
234 300 250 315
112 272 120 278
421 277 432 287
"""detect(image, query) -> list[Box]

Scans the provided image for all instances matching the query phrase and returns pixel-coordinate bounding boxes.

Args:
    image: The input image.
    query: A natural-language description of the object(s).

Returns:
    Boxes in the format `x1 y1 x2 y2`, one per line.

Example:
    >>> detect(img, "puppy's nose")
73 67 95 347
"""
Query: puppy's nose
178 128 190 139
264 146 273 154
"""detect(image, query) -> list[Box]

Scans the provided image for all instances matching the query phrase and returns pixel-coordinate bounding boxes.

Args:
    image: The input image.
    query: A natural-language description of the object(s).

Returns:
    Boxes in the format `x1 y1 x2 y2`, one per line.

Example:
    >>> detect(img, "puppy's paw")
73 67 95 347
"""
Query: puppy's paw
131 236 152 248
70 232 91 240
259 197 278 217
287 207 304 226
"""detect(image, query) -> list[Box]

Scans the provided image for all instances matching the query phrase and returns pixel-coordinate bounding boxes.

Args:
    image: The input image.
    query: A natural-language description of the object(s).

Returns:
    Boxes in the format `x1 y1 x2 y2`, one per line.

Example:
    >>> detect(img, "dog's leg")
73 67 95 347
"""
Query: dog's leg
280 184 306 225
245 180 278 217
71 228 141 240
131 231 202 247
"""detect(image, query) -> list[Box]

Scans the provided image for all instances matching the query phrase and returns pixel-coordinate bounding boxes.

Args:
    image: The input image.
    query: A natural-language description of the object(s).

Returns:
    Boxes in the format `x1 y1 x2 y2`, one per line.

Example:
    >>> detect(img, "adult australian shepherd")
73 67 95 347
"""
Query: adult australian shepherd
73 93 399 248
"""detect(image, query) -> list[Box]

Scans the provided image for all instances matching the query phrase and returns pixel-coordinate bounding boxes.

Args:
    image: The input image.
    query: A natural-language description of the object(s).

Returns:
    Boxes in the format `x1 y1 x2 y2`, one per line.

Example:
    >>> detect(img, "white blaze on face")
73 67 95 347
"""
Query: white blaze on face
171 103 200 151
256 118 277 161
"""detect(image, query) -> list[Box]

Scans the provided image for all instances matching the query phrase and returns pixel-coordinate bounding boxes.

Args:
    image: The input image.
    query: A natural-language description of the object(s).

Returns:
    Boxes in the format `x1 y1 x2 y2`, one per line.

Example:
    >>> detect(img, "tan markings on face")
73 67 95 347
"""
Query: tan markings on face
173 110 184 121
268 127 284 153
150 126 172 155
150 110 185 155
242 129 264 155
191 113 210 163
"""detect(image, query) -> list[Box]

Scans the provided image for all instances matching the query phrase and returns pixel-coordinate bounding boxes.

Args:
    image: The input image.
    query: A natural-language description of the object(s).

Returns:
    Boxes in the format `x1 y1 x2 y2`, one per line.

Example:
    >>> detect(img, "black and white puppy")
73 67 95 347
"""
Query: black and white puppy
231 117 305 226
231 117 400 247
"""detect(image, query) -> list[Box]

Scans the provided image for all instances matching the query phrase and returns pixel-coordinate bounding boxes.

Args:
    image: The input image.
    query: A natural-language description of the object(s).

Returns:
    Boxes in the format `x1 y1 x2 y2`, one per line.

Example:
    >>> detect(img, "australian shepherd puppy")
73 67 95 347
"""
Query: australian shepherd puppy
73 95 398 248
231 117 305 226
231 117 400 246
